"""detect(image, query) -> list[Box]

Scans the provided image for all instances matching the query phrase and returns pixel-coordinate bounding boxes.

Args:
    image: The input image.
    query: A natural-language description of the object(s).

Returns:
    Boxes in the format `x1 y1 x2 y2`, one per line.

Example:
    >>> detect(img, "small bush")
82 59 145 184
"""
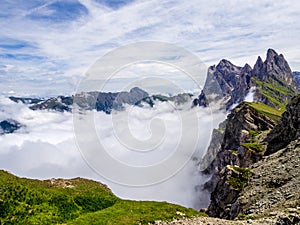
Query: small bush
241 142 264 152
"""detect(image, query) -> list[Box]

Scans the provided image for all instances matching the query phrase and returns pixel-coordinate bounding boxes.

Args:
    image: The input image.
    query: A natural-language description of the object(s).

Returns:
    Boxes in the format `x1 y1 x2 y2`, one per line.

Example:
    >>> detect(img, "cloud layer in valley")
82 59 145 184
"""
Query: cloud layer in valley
0 96 226 209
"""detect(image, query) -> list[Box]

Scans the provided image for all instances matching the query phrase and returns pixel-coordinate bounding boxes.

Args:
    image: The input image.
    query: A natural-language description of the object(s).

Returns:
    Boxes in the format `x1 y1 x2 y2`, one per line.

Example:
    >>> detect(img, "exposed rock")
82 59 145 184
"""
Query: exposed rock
195 60 251 109
293 71 300 91
265 95 300 155
194 49 298 110
199 120 226 174
236 139 300 221
152 215 277 224
204 93 300 221
30 97 72 112
205 102 276 219
256 49 297 87
0 119 22 135
9 96 43 104
11 87 192 114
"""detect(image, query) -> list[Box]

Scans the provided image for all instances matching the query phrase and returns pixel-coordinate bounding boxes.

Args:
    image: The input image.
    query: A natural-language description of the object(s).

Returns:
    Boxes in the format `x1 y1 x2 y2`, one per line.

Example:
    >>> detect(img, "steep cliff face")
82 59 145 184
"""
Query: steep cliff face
253 49 296 86
206 102 276 219
265 95 300 155
194 49 298 110
206 95 300 221
293 71 300 91
195 60 252 109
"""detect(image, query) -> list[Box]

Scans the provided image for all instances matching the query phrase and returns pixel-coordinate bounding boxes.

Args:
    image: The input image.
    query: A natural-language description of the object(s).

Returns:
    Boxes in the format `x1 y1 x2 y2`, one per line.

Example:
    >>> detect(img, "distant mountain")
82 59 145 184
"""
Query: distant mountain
194 49 298 110
0 119 22 135
293 71 300 91
9 87 193 114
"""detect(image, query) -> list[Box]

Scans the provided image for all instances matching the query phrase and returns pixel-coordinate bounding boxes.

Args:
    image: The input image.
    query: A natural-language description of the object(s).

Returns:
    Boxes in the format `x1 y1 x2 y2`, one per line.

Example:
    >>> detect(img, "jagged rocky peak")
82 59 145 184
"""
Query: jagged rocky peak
241 63 252 73
266 48 277 61
253 48 297 88
195 48 298 110
252 56 263 76
215 59 241 72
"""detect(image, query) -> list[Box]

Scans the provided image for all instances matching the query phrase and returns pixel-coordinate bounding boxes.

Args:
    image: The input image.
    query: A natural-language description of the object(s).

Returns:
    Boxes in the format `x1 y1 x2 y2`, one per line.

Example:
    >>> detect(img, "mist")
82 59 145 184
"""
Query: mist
0 96 226 209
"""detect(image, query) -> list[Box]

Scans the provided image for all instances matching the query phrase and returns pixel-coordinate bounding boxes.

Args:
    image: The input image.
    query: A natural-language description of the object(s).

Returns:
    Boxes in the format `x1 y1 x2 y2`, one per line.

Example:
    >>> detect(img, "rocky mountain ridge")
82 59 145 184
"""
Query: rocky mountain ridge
194 49 298 110
9 87 193 114
204 95 300 223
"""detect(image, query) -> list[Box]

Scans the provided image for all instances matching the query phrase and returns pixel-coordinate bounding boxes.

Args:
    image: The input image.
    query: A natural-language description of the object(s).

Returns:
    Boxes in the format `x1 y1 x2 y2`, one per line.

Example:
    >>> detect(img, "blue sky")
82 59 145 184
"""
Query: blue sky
0 0 300 96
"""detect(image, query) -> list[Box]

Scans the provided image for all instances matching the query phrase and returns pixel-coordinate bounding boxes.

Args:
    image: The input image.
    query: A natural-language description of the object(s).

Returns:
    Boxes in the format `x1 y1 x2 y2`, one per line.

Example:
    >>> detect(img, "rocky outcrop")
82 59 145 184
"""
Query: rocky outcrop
206 102 276 219
195 60 252 109
0 119 22 135
198 121 226 174
205 94 300 221
30 97 72 112
265 95 300 155
253 49 296 86
236 139 300 223
293 71 300 91
194 49 298 110
9 96 43 104
10 88 193 114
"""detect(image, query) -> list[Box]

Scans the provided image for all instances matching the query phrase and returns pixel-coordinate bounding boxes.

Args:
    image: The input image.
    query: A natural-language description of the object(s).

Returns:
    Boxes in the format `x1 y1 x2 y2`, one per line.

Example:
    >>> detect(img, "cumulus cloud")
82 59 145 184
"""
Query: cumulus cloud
1 0 300 96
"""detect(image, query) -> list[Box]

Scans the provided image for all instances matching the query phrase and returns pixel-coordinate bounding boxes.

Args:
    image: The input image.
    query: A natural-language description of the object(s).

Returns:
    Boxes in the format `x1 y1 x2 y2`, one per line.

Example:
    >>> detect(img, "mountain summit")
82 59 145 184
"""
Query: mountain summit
194 49 298 110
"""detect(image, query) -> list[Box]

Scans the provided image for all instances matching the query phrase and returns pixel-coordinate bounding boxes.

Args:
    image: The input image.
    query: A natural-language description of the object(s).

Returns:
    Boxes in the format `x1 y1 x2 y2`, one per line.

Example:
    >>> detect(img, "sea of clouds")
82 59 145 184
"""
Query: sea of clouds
0 95 226 209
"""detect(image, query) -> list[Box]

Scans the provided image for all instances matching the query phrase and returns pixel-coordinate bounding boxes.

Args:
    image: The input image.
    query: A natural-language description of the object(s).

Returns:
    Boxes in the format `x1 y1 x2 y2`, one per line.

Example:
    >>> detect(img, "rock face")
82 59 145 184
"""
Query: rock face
9 96 43 104
10 88 193 114
265 95 300 155
30 96 73 112
205 94 300 221
253 49 296 86
0 119 22 135
10 87 150 114
236 139 300 222
206 103 276 219
194 49 298 110
293 71 300 91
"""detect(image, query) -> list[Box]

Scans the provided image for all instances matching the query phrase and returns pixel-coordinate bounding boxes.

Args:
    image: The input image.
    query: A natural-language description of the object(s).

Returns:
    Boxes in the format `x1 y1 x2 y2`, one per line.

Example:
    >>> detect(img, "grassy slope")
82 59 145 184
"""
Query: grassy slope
245 102 284 122
251 77 297 110
0 171 205 225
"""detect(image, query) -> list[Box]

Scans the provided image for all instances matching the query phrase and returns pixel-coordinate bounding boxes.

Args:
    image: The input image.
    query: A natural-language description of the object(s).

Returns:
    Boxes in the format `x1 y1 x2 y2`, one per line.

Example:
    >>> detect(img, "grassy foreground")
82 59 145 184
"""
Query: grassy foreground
0 170 205 225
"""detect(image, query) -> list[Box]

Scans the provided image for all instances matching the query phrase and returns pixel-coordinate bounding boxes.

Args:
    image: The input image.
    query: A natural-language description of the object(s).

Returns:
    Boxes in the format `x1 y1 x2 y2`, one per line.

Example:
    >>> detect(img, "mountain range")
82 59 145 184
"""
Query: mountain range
194 49 298 110
197 49 300 224
1 49 300 224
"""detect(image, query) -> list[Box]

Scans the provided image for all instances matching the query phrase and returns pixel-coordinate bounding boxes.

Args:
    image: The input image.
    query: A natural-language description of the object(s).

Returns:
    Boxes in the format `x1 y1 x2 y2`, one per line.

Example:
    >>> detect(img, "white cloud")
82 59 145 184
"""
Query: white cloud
0 0 300 96
0 0 299 209
0 96 226 209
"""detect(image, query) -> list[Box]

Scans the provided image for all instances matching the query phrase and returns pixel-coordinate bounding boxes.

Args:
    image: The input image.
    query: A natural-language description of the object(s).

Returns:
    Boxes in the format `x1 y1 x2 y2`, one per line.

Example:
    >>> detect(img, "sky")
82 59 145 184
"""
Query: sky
0 0 300 96
2 0 297 208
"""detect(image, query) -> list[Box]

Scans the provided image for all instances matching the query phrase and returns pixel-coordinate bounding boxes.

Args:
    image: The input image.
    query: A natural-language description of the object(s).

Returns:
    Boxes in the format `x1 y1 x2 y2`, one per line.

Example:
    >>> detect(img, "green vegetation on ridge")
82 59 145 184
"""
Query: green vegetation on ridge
251 77 296 111
227 166 252 191
245 102 283 122
0 170 204 225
